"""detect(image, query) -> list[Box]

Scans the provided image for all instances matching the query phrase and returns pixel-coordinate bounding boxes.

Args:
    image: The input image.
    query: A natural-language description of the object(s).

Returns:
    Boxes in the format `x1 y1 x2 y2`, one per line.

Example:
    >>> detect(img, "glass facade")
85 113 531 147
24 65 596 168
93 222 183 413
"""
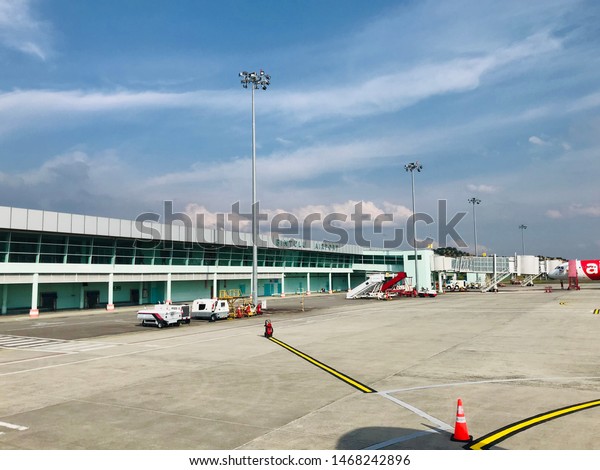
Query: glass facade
0 229 404 270
0 227 428 315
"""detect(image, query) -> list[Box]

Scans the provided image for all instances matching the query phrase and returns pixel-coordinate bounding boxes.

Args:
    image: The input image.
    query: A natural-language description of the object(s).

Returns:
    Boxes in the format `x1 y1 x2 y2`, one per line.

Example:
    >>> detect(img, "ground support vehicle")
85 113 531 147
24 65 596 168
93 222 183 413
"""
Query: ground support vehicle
137 304 191 328
232 300 264 318
418 288 438 298
379 285 417 299
445 280 467 292
191 299 231 322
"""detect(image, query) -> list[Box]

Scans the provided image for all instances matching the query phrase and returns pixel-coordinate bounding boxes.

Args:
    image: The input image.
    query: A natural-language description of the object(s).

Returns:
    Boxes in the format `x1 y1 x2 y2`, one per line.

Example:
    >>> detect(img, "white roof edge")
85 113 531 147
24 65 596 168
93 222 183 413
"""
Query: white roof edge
0 205 416 256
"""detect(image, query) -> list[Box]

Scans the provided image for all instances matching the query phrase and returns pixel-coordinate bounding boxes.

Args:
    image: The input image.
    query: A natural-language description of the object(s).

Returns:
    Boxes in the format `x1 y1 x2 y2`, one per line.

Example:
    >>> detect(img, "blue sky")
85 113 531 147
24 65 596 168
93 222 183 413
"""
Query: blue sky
0 0 599 259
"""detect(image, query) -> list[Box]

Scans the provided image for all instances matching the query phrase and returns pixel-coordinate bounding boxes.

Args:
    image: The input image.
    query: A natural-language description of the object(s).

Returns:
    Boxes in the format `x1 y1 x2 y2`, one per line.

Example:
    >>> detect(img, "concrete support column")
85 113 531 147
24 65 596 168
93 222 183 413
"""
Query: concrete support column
306 273 311 295
106 273 115 311
165 272 172 304
328 272 333 294
29 273 39 318
347 273 351 291
492 254 498 292
280 273 285 298
139 282 144 305
79 285 85 309
213 272 218 299
437 272 444 293
2 284 7 314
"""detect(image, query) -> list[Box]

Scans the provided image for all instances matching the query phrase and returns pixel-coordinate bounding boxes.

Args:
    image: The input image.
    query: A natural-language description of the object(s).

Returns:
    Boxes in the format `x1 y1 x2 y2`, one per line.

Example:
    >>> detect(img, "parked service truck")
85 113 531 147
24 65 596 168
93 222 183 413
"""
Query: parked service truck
137 304 191 328
191 299 230 322
445 279 467 291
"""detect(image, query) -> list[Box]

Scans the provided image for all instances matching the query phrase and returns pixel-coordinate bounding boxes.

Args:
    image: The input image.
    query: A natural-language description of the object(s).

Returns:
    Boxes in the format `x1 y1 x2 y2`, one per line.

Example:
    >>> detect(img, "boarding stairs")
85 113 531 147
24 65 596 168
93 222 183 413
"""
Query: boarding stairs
518 273 542 286
481 270 512 292
346 274 385 299
380 272 408 292
368 283 384 298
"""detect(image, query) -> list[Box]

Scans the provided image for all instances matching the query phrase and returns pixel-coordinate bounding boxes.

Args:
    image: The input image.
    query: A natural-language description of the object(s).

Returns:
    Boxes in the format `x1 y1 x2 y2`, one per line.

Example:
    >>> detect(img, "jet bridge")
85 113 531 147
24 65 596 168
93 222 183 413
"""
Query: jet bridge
438 255 550 292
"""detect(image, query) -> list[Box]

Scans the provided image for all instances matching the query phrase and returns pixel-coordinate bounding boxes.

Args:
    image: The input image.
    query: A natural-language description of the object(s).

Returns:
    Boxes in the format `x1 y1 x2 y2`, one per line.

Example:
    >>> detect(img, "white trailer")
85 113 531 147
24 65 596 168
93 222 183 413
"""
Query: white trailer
137 304 191 328
191 299 230 322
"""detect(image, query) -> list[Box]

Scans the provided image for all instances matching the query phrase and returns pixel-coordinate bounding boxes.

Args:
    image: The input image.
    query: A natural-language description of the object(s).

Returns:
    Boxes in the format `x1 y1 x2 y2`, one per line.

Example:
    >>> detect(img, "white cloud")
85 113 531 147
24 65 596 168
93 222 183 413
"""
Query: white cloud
568 91 600 113
148 136 409 190
466 184 499 193
569 204 600 217
183 203 225 230
184 199 413 233
276 200 413 228
0 150 90 187
0 88 244 135
529 135 548 146
0 27 564 135
275 137 293 146
528 135 575 153
546 209 563 219
544 205 600 220
0 0 51 60
0 150 140 216
270 32 561 122
0 88 241 115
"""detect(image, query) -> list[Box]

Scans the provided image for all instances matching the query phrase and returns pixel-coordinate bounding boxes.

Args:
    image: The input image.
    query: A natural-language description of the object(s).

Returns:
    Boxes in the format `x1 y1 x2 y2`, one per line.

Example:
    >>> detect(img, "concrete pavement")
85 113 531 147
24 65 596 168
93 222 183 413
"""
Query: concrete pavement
1 286 599 450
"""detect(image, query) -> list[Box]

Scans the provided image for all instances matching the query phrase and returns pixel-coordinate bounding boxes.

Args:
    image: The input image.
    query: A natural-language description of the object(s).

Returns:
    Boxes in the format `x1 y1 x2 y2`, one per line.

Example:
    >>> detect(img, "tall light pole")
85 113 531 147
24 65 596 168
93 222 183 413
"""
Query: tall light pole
240 70 270 306
468 197 481 256
405 161 423 291
519 224 527 255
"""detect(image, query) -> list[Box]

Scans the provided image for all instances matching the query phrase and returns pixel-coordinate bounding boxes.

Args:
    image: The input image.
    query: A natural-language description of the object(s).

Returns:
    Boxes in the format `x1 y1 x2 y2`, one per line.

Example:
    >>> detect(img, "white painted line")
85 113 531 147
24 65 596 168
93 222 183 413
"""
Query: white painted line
0 421 28 431
28 342 109 352
0 334 64 343
370 376 600 448
0 353 65 366
378 392 453 432
68 344 114 352
24 344 70 350
0 329 257 377
379 375 600 394
1 341 49 348
0 334 116 354
2 336 54 342
364 429 438 450
2 338 56 345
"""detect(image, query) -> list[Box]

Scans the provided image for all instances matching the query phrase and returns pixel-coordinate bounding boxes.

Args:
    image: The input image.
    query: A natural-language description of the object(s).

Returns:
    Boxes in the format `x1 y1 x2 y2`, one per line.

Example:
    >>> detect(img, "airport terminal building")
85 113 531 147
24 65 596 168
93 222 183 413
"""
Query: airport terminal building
0 206 434 315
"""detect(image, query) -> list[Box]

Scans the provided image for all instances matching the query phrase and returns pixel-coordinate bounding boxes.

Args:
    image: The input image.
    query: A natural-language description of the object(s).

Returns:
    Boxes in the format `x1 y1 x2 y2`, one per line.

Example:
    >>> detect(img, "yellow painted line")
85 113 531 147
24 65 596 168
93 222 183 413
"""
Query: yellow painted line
268 337 376 393
468 399 600 450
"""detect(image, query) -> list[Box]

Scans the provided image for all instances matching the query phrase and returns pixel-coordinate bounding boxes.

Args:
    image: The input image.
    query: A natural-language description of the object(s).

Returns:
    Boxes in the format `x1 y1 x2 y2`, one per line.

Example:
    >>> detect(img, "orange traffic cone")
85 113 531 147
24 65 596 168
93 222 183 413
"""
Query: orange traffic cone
451 398 472 442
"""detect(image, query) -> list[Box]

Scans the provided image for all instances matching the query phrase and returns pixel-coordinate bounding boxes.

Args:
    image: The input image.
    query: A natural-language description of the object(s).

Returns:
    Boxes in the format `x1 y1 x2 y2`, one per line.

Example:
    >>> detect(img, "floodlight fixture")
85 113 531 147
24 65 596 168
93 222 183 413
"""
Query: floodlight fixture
405 161 423 173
